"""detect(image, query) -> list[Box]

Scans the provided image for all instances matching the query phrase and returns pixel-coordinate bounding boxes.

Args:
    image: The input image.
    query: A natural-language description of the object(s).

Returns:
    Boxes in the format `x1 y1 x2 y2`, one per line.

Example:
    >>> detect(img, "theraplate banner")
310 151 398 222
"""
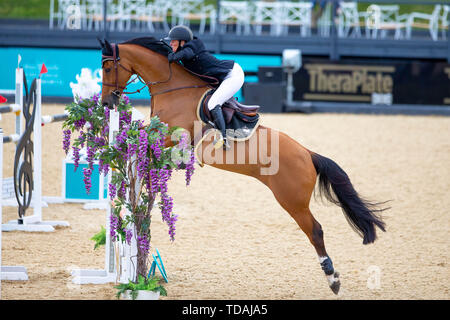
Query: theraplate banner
293 58 450 106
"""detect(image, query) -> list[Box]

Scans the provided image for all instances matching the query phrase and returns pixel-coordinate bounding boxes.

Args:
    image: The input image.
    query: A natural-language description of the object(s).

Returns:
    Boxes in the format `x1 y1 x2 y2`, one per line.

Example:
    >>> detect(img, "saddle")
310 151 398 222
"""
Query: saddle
197 90 261 141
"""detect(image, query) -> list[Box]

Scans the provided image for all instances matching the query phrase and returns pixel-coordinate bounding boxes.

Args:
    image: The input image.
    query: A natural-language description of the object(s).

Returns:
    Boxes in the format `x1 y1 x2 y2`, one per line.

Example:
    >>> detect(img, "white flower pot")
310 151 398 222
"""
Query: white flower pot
122 290 160 300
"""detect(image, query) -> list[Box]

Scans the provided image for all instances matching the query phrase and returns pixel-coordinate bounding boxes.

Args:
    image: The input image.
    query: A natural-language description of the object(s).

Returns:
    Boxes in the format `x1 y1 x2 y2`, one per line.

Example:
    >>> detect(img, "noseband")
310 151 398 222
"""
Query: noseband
101 42 216 97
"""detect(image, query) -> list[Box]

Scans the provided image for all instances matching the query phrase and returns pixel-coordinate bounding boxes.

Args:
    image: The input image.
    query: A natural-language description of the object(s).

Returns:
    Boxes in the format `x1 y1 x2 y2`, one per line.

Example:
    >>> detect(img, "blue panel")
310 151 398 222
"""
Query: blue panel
65 163 100 200
0 47 151 100
245 76 259 83
214 54 282 72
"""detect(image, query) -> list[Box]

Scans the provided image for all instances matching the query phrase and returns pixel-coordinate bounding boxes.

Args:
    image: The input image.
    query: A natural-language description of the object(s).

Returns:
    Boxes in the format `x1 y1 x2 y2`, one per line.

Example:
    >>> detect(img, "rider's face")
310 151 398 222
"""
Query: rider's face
170 40 185 52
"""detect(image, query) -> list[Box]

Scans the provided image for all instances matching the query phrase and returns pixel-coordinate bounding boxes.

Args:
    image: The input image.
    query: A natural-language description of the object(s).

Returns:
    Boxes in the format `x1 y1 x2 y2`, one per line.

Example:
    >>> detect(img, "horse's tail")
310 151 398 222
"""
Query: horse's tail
309 151 388 244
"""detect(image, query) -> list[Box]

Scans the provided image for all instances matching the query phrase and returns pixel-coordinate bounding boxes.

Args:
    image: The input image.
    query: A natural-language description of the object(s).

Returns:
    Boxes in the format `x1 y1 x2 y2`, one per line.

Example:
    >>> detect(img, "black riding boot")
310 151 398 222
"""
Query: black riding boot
210 105 229 150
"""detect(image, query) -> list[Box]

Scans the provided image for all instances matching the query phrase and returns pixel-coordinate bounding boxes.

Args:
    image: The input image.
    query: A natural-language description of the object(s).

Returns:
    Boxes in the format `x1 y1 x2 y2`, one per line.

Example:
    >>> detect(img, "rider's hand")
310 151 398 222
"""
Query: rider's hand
168 52 177 63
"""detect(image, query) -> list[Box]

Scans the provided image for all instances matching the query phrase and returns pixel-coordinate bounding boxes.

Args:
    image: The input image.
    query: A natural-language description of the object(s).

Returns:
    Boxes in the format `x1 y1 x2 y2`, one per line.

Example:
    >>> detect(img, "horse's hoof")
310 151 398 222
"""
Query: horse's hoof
330 279 341 295
329 272 340 295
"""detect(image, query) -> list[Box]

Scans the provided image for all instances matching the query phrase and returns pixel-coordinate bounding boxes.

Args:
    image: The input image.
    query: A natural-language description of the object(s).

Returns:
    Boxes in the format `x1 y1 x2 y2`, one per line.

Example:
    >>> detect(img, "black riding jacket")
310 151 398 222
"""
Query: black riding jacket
170 37 234 83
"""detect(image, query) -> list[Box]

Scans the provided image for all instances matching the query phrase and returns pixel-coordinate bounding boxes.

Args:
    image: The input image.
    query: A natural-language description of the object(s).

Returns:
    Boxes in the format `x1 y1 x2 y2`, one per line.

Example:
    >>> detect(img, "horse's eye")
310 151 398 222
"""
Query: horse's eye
105 68 111 73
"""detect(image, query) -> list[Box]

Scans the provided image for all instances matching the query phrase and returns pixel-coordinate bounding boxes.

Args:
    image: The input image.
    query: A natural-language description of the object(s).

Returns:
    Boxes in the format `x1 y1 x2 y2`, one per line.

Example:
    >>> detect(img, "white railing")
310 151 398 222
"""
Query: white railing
48 1 450 41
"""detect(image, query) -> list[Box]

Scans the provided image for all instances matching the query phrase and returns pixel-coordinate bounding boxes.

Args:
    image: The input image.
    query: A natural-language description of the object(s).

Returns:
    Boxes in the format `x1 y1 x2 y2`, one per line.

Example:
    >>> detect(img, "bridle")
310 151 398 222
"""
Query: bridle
101 42 218 98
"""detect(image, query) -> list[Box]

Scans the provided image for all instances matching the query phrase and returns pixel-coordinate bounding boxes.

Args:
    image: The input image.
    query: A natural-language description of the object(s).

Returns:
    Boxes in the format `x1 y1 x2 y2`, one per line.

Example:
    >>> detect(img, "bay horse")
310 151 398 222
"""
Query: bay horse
99 37 387 295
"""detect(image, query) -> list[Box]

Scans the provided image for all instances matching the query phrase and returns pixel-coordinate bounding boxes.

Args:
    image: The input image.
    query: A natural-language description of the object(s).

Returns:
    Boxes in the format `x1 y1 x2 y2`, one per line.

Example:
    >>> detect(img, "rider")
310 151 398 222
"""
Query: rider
164 25 245 150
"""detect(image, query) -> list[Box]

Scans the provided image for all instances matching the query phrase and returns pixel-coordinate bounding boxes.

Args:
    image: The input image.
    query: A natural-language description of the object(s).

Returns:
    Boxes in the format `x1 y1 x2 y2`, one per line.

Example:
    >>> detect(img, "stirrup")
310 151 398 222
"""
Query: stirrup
213 132 230 150
213 136 224 149
223 137 230 150
210 104 229 150
212 133 230 150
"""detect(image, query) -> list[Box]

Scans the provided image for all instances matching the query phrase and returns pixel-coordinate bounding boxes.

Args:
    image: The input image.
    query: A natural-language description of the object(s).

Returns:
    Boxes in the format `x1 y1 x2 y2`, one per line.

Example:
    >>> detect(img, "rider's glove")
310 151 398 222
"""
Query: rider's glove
168 52 178 63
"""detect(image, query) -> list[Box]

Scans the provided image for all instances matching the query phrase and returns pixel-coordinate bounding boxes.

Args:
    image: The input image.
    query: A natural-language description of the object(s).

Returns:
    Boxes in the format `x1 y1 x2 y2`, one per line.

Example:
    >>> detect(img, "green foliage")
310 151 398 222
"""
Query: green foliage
90 226 106 250
0 0 50 19
114 275 167 300
357 2 440 16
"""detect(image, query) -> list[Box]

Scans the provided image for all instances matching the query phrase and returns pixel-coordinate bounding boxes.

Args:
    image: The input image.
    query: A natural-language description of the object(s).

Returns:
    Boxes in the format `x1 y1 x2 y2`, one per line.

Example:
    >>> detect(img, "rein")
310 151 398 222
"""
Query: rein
101 43 218 97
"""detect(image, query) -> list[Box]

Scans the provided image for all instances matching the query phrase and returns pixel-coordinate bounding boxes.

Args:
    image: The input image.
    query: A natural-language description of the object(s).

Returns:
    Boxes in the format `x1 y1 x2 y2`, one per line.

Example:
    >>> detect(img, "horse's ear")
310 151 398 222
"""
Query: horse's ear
97 37 104 48
102 39 114 56
104 39 112 50
104 39 114 54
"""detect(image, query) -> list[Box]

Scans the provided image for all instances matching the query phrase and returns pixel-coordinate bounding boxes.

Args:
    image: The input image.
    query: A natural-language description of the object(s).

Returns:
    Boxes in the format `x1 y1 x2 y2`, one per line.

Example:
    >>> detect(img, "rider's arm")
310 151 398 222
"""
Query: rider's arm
168 46 195 62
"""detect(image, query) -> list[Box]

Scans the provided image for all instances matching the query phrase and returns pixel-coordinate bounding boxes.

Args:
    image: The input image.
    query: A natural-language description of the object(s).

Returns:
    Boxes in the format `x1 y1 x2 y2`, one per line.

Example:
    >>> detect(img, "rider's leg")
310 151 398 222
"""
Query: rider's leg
207 63 245 149
208 63 245 111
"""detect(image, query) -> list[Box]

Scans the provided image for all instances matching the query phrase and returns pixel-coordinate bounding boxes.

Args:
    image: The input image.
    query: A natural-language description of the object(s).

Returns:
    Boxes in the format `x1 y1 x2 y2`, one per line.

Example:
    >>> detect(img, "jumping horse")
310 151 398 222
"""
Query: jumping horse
99 37 387 295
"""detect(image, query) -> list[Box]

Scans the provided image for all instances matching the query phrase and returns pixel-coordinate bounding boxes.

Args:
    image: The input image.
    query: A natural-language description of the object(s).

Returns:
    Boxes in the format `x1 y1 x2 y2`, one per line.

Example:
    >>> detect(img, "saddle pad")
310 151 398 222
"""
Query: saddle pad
196 89 261 142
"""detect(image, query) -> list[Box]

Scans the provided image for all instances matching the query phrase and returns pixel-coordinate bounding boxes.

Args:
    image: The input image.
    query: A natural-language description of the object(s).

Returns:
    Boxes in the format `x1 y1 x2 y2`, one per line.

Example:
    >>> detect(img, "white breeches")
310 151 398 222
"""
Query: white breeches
207 63 245 110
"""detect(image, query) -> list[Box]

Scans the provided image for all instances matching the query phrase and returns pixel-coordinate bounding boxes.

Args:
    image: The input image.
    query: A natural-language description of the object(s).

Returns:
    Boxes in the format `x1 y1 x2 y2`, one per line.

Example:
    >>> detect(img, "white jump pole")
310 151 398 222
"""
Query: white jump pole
0 68 24 143
15 68 24 138
2 77 69 232
1 68 26 208
71 109 120 284
71 108 141 285
0 129 29 292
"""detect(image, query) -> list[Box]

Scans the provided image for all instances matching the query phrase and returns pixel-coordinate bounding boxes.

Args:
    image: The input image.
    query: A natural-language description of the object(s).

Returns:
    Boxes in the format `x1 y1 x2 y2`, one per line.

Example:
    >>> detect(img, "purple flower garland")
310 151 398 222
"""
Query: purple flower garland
63 94 197 262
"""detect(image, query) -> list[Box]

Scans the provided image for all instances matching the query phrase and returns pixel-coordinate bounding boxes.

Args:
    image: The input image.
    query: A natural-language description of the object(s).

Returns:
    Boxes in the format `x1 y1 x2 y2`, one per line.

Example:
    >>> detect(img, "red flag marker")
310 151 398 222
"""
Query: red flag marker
0 95 7 104
40 63 48 76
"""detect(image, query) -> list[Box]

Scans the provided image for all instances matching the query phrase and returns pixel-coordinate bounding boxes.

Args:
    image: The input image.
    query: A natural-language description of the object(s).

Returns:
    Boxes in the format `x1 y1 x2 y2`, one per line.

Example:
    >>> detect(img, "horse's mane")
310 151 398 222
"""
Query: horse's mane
100 37 212 85
121 37 213 84
121 37 172 57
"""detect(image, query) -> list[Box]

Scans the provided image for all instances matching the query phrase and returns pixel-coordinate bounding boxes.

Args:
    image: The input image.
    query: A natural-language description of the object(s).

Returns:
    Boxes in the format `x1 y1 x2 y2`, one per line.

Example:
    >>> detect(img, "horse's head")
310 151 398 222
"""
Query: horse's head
98 39 134 109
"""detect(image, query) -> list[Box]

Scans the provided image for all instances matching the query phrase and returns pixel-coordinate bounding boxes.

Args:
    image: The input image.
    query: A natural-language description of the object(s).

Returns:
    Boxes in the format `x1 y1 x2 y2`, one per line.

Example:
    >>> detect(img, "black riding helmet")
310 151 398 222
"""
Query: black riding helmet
164 25 194 42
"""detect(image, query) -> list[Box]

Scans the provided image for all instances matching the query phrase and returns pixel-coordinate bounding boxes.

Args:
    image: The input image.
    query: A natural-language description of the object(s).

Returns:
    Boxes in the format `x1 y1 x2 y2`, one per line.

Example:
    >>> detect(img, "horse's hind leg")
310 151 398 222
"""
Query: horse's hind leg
265 152 341 294
290 207 341 294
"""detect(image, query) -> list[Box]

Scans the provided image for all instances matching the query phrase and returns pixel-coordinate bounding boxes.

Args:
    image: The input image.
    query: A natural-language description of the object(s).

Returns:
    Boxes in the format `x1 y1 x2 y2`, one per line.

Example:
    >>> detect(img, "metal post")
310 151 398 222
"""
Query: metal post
286 71 294 106
103 0 109 40
447 7 450 63
330 0 339 61
49 0 54 29
216 0 222 53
